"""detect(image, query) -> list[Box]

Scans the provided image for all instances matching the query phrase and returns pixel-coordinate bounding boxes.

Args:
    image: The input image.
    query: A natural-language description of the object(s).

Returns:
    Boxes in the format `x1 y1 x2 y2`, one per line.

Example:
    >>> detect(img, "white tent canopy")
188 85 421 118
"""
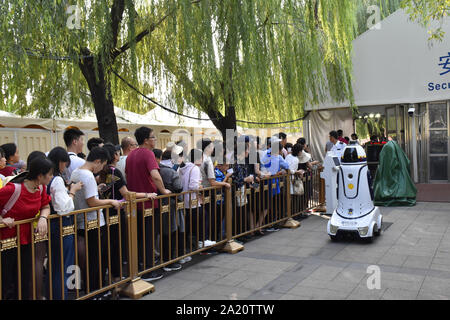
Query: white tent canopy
306 8 450 111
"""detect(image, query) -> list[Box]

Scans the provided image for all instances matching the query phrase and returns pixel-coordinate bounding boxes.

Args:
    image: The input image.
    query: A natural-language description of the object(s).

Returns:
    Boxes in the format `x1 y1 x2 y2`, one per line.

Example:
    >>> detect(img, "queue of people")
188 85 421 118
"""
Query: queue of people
0 127 320 300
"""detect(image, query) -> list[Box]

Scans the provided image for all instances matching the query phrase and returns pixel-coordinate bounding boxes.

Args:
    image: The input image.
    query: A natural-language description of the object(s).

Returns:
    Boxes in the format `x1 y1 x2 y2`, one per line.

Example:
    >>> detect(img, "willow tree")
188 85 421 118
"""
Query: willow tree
129 0 358 137
401 0 450 41
0 0 175 144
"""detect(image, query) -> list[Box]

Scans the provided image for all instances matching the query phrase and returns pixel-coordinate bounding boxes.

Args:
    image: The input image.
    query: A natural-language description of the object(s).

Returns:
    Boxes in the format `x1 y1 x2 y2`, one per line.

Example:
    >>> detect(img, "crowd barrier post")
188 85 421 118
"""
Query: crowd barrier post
317 167 327 212
121 192 154 299
281 174 301 228
219 180 244 254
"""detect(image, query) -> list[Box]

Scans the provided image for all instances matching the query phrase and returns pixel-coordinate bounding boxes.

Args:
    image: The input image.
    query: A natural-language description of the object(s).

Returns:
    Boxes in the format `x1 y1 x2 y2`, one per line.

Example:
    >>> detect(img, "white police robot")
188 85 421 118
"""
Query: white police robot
327 142 382 242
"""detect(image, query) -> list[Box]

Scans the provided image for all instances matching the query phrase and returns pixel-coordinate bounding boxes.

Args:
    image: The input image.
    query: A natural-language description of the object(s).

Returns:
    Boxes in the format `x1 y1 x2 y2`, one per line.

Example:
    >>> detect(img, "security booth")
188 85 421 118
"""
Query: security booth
304 9 450 186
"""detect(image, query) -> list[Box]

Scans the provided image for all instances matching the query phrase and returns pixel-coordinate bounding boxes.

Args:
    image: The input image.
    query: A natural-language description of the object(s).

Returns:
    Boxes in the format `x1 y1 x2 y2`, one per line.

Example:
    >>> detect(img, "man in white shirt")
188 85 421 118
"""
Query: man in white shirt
70 146 121 295
63 128 86 181
116 136 138 183
329 130 347 159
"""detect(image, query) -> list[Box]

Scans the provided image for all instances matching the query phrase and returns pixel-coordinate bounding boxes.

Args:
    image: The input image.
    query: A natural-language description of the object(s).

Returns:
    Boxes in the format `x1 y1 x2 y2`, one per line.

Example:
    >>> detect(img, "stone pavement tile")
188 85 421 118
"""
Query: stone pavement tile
428 248 450 258
238 260 297 275
199 256 263 270
242 244 301 256
334 268 368 284
402 255 434 269
357 270 424 293
307 265 345 281
425 225 448 234
432 256 450 266
427 269 450 280
387 246 436 258
308 247 344 260
296 277 358 295
236 273 282 291
378 253 409 267
395 235 421 247
170 269 226 283
279 294 313 300
381 288 418 300
420 276 450 295
380 278 423 292
214 270 251 287
417 291 450 300
289 246 324 258
187 264 236 276
332 250 384 264
286 285 349 299
147 280 206 300
346 286 387 300
380 271 425 283
143 294 175 300
252 270 312 295
429 263 450 273
185 284 254 300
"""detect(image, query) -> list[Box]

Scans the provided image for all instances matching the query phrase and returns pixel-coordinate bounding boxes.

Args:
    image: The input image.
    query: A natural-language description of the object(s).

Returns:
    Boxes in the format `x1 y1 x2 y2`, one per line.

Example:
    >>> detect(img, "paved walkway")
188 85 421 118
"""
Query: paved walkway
136 202 450 300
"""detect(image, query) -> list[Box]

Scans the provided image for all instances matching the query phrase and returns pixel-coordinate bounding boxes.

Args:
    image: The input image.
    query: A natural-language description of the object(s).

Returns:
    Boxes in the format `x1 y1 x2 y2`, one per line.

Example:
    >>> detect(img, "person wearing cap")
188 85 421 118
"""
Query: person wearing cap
168 144 184 171
165 141 175 152
117 136 138 183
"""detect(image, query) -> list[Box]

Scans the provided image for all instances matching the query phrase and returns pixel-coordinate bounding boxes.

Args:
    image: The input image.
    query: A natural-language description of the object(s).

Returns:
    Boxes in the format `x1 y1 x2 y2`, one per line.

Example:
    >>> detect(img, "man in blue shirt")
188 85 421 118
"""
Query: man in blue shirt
261 136 290 176
260 136 289 231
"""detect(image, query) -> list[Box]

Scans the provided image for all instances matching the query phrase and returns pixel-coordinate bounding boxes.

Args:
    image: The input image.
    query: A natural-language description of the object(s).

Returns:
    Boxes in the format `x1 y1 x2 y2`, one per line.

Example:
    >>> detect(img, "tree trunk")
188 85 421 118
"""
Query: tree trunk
79 56 119 145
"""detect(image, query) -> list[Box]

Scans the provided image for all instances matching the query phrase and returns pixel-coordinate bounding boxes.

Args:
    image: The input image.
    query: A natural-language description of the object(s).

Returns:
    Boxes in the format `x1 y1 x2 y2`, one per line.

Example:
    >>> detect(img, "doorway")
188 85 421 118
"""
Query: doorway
427 101 450 182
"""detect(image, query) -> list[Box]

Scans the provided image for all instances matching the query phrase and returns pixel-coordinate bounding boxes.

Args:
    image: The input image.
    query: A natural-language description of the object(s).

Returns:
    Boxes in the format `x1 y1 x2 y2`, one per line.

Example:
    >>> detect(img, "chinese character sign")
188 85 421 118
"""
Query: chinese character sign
439 53 450 76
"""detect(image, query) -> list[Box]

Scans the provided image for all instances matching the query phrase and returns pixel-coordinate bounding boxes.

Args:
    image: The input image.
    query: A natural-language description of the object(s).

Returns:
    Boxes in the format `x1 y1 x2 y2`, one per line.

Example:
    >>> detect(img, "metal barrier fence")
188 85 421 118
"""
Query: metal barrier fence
0 169 323 300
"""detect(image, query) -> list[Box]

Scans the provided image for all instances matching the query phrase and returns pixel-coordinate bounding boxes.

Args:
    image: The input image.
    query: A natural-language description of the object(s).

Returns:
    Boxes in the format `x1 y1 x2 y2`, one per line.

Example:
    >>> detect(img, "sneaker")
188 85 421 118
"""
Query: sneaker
92 290 112 300
163 263 182 272
180 256 192 264
266 227 280 232
203 240 217 247
200 248 218 255
141 269 164 282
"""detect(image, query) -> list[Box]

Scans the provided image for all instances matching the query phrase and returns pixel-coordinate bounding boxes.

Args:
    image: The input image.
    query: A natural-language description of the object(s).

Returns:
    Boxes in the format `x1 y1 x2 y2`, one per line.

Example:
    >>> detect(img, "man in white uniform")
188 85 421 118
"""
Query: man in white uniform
329 130 347 159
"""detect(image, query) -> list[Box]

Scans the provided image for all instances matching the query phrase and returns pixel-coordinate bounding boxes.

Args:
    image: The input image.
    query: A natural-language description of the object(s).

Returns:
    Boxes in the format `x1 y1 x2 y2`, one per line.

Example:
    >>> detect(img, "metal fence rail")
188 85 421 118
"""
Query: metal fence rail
0 169 324 300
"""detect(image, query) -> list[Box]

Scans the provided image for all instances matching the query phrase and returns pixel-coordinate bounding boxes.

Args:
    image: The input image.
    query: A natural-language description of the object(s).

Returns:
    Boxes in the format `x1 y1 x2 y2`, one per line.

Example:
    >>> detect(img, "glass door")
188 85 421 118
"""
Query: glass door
428 101 449 182
386 105 406 149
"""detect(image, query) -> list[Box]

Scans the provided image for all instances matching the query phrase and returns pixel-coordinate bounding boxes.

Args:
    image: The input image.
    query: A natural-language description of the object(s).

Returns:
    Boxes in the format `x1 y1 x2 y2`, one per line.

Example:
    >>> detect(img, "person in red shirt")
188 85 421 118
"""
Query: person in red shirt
337 129 347 144
126 127 171 281
0 143 19 177
0 156 53 300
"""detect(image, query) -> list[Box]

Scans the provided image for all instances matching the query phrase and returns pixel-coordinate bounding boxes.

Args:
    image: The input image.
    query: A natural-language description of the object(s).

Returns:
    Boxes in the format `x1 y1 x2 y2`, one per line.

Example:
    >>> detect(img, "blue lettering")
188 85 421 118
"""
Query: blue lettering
427 82 450 91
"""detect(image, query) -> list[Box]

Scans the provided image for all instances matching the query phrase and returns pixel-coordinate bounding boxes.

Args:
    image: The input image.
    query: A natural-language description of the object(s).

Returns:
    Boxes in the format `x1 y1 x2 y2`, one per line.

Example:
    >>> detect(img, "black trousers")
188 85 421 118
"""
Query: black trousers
185 207 205 250
137 207 160 270
77 227 107 293
1 244 32 300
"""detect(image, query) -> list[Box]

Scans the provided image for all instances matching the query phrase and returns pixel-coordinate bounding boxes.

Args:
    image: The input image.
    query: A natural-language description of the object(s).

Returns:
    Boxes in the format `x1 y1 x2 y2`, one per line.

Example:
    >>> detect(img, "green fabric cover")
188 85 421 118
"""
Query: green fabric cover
373 141 417 206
